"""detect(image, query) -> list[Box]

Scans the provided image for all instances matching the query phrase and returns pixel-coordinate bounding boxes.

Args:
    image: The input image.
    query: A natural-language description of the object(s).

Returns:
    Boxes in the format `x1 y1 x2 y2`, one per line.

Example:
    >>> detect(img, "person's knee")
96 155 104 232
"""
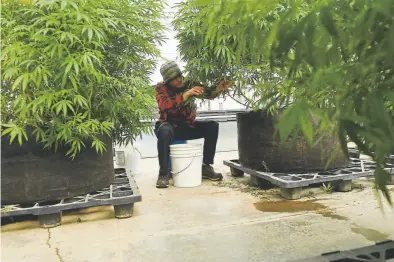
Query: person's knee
209 121 219 131
157 122 174 139
205 121 219 136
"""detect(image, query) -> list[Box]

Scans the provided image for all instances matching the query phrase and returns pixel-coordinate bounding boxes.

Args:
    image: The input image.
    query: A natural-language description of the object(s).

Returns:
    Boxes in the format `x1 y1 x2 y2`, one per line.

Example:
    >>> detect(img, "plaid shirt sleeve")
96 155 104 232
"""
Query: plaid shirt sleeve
185 80 225 100
155 84 184 111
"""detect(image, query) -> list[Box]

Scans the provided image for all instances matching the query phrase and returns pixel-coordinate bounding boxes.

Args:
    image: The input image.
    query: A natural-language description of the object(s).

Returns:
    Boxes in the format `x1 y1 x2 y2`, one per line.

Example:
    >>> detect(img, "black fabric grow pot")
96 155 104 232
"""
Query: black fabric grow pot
237 110 349 173
1 128 114 205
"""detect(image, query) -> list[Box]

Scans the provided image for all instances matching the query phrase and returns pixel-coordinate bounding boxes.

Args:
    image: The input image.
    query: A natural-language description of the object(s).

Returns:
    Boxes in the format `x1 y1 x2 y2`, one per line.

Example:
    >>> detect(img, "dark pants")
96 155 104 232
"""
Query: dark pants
155 121 219 174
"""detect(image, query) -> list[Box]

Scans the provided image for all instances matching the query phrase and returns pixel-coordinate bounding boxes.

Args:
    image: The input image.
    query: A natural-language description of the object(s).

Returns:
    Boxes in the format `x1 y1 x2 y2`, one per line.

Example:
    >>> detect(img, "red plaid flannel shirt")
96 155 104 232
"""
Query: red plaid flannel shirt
155 81 217 128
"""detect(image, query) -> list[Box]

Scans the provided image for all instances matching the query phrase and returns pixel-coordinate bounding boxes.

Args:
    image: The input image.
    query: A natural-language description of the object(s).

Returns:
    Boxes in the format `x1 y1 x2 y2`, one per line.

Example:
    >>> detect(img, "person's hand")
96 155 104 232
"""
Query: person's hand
217 80 230 91
183 86 205 100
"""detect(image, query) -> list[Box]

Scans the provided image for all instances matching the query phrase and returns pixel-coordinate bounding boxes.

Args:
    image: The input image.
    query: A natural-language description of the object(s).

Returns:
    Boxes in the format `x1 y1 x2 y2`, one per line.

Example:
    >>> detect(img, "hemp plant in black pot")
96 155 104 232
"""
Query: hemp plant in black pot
1 0 164 204
174 0 394 203
173 1 348 174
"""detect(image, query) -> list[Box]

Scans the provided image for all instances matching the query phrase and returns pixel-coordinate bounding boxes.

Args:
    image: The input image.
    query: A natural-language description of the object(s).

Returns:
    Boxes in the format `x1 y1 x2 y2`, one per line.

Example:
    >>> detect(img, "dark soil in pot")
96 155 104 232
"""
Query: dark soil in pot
1 127 114 205
237 110 349 173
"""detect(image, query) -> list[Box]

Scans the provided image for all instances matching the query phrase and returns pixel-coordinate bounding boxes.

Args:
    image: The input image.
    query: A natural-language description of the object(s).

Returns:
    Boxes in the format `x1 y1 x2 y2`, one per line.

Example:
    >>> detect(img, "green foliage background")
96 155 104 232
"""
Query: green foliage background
174 0 394 202
1 0 165 157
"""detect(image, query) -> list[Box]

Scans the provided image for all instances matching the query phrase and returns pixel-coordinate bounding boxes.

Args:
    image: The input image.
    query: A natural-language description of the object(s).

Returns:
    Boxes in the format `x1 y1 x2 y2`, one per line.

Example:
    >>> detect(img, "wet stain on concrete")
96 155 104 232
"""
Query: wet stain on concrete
289 221 312 227
351 227 390 242
254 199 348 221
316 210 348 221
253 200 326 213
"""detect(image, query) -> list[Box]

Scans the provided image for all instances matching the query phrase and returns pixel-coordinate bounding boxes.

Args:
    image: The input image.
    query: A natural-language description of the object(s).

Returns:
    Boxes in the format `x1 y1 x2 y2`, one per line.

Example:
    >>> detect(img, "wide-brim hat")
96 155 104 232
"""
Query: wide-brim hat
160 61 182 83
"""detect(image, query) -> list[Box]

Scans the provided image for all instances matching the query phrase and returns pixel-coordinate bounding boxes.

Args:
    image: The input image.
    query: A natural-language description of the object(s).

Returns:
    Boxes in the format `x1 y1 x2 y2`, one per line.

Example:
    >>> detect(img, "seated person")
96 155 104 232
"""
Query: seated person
154 61 230 188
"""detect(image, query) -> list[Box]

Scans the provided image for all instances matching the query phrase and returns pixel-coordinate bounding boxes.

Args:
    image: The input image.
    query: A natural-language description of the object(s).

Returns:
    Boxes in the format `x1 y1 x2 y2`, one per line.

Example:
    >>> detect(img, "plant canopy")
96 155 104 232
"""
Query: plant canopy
1 0 165 157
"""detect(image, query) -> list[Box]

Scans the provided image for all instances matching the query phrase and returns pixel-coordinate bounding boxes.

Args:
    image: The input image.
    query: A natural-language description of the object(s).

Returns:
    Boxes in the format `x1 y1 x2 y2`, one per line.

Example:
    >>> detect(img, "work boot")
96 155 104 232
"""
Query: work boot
202 164 223 181
156 174 170 188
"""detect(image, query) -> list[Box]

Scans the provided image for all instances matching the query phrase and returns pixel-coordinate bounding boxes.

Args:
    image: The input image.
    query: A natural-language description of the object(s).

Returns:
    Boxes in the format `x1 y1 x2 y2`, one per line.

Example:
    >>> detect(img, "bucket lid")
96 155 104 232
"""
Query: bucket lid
170 147 202 151
170 150 202 154
170 153 203 158
170 149 202 154
170 144 201 148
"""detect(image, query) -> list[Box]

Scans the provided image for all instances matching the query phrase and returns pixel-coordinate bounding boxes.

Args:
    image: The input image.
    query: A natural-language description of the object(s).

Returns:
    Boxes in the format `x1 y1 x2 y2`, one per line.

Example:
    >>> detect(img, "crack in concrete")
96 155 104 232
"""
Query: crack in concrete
46 229 52 249
117 218 120 238
55 248 65 262
46 228 65 262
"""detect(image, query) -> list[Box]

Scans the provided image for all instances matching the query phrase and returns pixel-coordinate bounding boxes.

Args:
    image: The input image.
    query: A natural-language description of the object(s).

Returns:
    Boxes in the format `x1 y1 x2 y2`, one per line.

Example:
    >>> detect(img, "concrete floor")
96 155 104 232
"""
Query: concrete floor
2 151 394 262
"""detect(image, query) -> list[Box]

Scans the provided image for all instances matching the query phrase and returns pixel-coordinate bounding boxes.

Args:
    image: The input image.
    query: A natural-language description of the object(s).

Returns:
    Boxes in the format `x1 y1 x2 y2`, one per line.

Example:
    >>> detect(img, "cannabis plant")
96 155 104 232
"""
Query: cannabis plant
1 0 164 157
173 1 293 112
175 0 394 202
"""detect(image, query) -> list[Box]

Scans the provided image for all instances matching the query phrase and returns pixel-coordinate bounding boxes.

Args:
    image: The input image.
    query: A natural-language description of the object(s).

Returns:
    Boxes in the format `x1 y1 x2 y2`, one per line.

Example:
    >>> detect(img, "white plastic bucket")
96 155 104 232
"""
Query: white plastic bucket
169 144 202 156
170 147 202 155
170 144 203 188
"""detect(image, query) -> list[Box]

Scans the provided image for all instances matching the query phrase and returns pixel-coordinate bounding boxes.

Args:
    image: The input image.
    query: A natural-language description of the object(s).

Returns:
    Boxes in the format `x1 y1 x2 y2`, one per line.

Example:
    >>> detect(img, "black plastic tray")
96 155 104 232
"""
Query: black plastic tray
1 172 141 228
223 158 392 189
292 240 394 262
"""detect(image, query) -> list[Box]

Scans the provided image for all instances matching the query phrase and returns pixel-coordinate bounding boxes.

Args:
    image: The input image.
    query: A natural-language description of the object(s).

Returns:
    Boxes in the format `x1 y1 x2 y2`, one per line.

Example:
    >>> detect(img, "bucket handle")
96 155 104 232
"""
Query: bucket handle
171 153 199 176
